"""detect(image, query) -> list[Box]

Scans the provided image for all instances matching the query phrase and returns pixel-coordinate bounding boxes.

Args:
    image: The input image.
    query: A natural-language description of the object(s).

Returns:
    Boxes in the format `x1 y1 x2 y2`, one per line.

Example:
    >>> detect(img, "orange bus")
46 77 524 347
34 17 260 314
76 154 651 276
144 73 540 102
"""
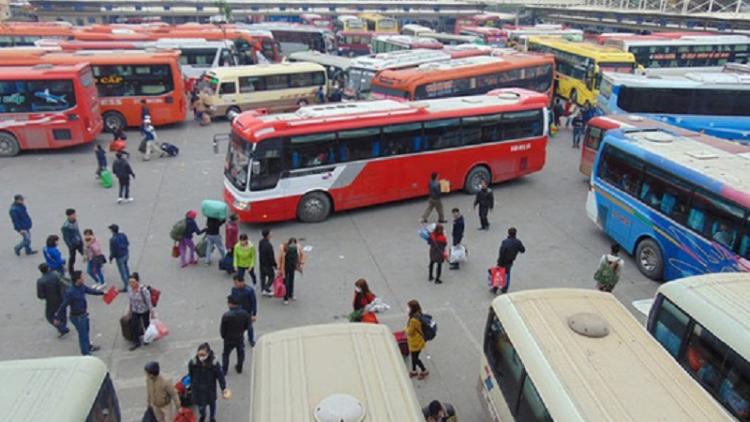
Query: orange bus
0 22 73 47
370 53 555 102
0 63 103 157
0 49 186 131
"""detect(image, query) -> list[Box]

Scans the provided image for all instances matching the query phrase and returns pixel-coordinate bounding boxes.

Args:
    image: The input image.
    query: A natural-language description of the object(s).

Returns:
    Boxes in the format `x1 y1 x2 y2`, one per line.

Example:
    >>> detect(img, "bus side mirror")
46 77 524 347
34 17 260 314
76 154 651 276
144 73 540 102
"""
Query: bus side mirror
213 133 230 154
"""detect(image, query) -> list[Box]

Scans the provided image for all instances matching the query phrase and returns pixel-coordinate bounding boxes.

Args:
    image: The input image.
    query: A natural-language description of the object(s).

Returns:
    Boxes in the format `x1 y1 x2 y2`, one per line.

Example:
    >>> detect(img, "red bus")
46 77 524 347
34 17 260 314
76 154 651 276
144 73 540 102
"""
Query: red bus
300 14 334 31
458 26 507 48
454 14 501 34
219 88 549 222
0 49 186 131
0 63 103 157
336 30 374 57
0 22 73 47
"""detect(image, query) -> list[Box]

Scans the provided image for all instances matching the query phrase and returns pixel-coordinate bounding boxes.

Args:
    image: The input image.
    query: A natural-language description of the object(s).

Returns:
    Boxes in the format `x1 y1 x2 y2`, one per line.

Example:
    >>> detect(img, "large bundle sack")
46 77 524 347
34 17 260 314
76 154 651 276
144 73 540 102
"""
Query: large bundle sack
201 199 228 220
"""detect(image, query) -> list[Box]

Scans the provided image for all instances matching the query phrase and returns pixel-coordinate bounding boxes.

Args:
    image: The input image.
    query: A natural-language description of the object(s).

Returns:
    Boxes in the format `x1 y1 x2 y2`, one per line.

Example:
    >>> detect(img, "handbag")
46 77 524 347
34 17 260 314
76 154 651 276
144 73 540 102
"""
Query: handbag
147 286 161 307
91 254 107 267
273 273 286 298
196 235 208 258
488 267 507 288
171 245 180 258
142 406 158 422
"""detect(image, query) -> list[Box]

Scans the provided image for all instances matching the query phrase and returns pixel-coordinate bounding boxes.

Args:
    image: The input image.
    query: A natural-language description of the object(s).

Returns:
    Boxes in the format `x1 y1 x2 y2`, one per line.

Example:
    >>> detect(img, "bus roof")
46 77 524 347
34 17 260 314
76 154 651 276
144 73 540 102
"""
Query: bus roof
528 36 635 61
249 323 423 422
373 34 443 47
0 48 181 65
0 356 109 421
0 63 90 77
492 288 734 421
607 34 750 48
287 51 351 69
656 273 750 358
206 62 325 79
603 71 750 89
349 49 450 70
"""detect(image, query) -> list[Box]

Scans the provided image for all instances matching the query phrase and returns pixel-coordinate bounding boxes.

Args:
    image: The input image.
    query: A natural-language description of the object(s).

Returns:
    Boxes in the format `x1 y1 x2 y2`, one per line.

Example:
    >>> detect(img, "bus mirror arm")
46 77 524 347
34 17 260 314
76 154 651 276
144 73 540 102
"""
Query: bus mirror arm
213 133 230 154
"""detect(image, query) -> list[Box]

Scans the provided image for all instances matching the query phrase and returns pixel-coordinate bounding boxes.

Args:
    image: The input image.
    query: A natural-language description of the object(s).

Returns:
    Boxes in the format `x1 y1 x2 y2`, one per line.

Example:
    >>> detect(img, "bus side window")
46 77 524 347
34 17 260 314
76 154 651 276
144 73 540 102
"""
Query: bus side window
383 123 421 156
652 297 690 358
337 127 380 162
220 82 236 95
690 190 744 250
424 119 460 151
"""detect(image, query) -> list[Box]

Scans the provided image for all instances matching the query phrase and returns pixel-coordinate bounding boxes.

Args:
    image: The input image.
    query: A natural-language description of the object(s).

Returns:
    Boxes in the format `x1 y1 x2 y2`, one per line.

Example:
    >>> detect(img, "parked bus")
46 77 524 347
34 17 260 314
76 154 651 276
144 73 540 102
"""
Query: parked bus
343 49 451 101
0 49 186 131
604 35 750 70
300 13 334 31
647 273 750 421
0 356 120 421
480 288 735 422
250 324 423 421
370 54 555 102
335 30 373 57
335 15 366 32
287 51 350 90
454 14 501 34
0 22 73 47
586 127 750 280
459 26 507 48
370 35 444 54
443 44 493 59
423 32 484 46
0 64 103 157
203 62 327 120
219 88 548 222
401 24 434 37
359 13 398 34
596 71 750 142
241 23 336 56
527 36 635 106
507 27 584 50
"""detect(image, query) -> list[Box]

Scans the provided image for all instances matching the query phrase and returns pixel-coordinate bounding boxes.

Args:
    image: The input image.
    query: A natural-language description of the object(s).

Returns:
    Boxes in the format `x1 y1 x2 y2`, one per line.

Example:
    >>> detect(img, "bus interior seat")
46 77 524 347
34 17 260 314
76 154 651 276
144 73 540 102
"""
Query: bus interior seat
688 208 706 232
661 193 676 215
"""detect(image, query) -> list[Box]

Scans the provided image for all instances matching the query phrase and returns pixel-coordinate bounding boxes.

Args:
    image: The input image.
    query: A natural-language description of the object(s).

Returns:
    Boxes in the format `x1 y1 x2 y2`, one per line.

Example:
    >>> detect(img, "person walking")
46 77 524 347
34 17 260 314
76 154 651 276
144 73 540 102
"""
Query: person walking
37 263 70 338
315 85 326 104
54 270 104 355
350 278 375 322
279 237 305 305
233 234 257 285
204 215 226 267
220 295 250 374
144 361 181 422
224 214 239 255
94 144 108 178
140 99 151 120
449 208 464 270
83 229 106 289
423 400 457 422
141 115 160 161
188 343 228 422
594 244 625 293
108 224 130 292
473 181 494 230
552 98 564 127
258 228 277 297
10 194 36 256
428 224 447 284
61 208 84 275
112 151 135 203
127 273 154 350
572 111 584 149
180 210 205 268
405 299 429 380
494 227 526 295
43 235 66 277
421 172 447 224
230 276 257 347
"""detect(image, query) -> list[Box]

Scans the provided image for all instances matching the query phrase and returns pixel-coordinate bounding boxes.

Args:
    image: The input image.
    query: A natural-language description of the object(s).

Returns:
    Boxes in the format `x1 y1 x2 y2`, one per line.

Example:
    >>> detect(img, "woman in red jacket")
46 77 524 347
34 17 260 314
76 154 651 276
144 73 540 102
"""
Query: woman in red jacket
350 279 376 322
429 224 447 284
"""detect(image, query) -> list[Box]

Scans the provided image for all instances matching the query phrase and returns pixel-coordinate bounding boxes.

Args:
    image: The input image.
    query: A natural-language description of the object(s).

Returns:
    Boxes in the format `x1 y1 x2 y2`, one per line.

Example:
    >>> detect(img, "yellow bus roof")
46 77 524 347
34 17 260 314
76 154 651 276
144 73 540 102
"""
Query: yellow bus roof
492 288 734 421
249 323 423 422
528 36 635 62
205 62 326 79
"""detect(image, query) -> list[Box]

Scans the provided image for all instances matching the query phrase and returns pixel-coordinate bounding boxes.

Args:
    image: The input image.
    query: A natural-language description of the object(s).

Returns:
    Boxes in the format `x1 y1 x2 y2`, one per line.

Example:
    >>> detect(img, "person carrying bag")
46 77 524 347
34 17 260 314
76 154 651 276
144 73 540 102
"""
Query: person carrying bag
594 244 624 293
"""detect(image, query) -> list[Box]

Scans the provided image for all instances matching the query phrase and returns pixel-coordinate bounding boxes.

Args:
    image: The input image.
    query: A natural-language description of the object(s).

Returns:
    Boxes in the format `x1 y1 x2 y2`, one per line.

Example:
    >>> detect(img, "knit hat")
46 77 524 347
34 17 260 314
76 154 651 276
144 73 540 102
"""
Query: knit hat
187 210 197 219
144 361 160 376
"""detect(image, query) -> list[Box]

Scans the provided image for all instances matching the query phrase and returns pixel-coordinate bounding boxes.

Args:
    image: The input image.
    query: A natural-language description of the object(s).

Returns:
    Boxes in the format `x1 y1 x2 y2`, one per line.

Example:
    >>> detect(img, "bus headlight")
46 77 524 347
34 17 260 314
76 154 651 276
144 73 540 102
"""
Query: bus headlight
233 200 250 211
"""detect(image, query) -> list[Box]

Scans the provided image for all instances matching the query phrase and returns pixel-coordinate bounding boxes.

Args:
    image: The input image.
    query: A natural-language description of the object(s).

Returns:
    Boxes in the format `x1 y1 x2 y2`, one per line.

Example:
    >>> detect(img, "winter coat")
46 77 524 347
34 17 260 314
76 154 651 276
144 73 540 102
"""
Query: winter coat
498 236 526 268
429 233 447 263
84 237 103 260
183 218 204 240
188 353 227 406
37 271 64 316
9 202 32 231
258 238 276 269
43 245 65 271
146 375 180 409
109 233 129 259
353 291 375 311
220 307 251 342
452 215 465 244
224 222 238 250
233 242 256 269
61 220 82 248
406 315 426 352
112 157 135 181
474 188 494 210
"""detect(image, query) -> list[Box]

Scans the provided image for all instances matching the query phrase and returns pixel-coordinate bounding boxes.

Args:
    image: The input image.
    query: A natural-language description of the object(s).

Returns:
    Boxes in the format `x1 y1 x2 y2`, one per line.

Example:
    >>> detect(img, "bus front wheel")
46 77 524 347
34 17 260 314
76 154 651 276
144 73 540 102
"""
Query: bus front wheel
297 191 331 223
464 166 491 195
636 238 664 281
103 111 126 133
0 132 20 157
226 106 241 121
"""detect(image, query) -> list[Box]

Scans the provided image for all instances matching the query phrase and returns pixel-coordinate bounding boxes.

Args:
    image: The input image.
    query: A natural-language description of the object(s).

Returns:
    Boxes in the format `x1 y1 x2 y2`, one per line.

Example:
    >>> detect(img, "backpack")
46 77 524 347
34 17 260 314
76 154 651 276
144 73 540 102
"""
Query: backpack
594 258 620 288
170 219 187 241
419 314 437 341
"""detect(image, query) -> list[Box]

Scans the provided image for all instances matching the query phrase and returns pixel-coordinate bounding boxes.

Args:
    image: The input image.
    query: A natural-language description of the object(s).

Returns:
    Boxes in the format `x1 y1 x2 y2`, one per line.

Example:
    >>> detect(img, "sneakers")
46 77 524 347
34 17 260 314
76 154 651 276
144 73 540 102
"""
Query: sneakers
204 262 211 267
283 300 289 305
127 197 134 202
418 370 430 380
89 345 101 352
262 290 273 297
58 329 70 339
27 250 38 255
117 198 123 204
189 260 198 265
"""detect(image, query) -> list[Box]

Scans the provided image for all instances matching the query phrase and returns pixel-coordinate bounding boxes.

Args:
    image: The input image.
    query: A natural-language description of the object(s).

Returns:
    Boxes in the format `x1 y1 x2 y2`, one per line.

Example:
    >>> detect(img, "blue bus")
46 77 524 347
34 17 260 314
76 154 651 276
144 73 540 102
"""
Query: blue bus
586 127 750 281
596 71 750 143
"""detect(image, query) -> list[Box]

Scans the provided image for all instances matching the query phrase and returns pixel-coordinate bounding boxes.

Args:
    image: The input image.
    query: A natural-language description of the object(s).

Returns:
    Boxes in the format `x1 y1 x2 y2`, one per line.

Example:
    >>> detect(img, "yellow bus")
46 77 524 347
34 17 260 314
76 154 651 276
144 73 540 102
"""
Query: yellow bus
479 288 735 421
527 36 635 107
359 13 399 33
249 323 424 422
203 62 327 119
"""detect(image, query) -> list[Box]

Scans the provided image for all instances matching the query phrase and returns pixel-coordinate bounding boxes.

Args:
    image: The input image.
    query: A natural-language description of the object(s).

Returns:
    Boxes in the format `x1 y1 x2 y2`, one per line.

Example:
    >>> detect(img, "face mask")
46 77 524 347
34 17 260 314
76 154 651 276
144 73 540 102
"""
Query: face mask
198 355 208 362
354 287 362 293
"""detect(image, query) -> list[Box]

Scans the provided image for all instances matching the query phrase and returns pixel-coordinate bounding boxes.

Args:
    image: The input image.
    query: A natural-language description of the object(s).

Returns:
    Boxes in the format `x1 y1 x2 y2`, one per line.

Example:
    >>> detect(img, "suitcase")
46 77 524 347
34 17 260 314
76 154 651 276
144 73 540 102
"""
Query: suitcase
218 252 234 273
120 314 139 343
394 331 409 357
201 199 228 220
160 142 179 157
100 170 113 189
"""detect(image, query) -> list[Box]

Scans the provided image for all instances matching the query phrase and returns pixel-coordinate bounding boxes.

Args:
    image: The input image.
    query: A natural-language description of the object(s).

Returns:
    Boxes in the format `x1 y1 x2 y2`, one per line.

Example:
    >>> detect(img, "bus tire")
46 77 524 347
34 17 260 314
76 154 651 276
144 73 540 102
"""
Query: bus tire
103 111 126 133
226 106 241 121
0 132 20 157
570 89 579 105
635 238 664 281
464 166 491 195
297 191 331 223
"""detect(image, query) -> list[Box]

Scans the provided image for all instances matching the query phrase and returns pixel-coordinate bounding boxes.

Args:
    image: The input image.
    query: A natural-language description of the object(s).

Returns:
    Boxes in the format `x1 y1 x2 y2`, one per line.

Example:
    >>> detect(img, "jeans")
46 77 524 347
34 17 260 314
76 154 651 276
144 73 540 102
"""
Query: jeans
197 401 217 420
131 311 150 344
501 265 513 294
573 128 583 146
179 238 196 266
118 178 130 199
247 321 255 345
222 339 245 372
70 313 92 355
68 243 84 275
478 206 490 229
237 267 257 285
205 234 226 265
115 254 130 289
15 230 33 255
284 270 295 300
46 310 69 335
259 266 274 293
87 260 106 285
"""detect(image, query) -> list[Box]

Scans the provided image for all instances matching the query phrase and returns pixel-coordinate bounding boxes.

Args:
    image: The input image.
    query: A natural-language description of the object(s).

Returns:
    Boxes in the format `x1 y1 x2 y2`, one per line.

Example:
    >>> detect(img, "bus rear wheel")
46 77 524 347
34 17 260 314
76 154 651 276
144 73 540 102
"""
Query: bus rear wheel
0 132 20 157
464 166 491 195
636 238 664 281
103 111 126 133
297 191 331 223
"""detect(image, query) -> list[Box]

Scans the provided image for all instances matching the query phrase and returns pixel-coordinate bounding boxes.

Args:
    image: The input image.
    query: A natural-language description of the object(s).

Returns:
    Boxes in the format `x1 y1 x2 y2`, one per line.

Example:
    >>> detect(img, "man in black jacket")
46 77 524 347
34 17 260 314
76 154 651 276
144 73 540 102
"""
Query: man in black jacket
112 152 135 204
474 181 494 230
36 263 70 338
449 208 465 270
220 295 250 374
495 227 526 295
258 229 277 297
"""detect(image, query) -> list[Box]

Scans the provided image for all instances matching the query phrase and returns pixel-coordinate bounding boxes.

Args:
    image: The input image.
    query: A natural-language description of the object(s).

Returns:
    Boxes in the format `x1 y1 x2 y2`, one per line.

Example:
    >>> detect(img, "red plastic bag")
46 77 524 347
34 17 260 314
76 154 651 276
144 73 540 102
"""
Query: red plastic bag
103 286 119 305
361 312 379 324
273 273 286 298
489 267 507 288
153 319 169 341
173 407 196 422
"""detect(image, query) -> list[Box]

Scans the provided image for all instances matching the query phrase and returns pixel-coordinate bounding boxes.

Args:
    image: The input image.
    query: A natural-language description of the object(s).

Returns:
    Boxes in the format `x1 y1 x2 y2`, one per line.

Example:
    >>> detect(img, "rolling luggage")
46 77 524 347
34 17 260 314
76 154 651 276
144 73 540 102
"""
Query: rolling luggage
120 313 139 343
100 170 113 188
394 331 409 357
160 142 179 157
201 199 228 220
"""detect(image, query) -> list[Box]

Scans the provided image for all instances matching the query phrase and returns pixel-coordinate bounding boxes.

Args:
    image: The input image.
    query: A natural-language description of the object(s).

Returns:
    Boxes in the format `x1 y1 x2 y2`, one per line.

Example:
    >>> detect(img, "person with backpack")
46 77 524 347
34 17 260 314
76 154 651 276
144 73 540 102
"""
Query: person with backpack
178 211 205 268
428 224 447 284
405 299 430 380
127 272 153 351
37 263 70 338
278 237 305 305
594 244 624 292
188 343 228 422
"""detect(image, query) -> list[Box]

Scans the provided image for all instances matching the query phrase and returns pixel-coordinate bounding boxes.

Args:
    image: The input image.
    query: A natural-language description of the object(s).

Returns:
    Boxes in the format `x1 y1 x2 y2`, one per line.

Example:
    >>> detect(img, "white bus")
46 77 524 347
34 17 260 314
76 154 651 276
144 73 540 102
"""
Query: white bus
241 23 336 56
604 35 750 70
480 288 735 421
249 323 424 422
0 356 120 421
287 50 350 90
647 273 750 420
401 24 434 37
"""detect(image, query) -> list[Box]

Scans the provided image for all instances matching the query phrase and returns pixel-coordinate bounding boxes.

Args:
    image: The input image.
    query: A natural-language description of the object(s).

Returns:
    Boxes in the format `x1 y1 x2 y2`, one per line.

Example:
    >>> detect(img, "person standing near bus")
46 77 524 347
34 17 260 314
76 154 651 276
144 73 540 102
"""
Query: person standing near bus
144 361 181 422
9 194 36 256
405 299 430 380
37 263 70 338
224 214 239 255
188 343 228 422
112 151 135 203
552 98 564 127
258 228 277 297
421 172 447 224
495 227 525 295
61 208 84 276
108 224 131 293
315 86 326 104
594 244 624 293
279 237 305 305
473 181 494 230
54 270 104 356
428 224 447 284
140 99 150 121
572 111 584 149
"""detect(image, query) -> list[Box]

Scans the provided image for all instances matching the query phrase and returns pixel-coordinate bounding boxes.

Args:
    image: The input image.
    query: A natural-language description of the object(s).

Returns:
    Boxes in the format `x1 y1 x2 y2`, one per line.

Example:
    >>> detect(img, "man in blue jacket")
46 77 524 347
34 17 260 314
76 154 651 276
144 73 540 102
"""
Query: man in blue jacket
9 194 36 256
230 275 257 347
108 224 130 292
55 270 104 355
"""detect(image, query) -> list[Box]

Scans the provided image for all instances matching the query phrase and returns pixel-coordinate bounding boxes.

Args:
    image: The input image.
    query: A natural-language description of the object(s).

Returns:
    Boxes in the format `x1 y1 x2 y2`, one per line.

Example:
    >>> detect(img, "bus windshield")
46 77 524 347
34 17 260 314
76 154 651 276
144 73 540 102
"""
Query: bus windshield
346 67 375 95
225 131 252 191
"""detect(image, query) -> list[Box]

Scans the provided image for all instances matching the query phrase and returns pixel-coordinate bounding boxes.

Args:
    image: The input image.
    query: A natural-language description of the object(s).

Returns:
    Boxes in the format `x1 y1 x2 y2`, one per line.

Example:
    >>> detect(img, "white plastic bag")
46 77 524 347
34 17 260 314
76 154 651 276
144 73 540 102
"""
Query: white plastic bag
450 245 468 264
365 297 391 314
143 321 159 344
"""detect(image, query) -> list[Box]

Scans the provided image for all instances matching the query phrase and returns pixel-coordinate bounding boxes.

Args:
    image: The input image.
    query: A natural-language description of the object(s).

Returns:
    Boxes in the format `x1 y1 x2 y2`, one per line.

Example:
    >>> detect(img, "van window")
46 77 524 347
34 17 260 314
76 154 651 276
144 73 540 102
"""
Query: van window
220 82 236 95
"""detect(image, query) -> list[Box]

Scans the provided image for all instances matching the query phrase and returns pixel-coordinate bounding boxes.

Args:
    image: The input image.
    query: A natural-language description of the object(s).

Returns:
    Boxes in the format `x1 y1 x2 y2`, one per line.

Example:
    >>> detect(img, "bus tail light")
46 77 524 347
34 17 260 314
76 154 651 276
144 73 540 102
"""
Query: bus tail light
67 113 79 121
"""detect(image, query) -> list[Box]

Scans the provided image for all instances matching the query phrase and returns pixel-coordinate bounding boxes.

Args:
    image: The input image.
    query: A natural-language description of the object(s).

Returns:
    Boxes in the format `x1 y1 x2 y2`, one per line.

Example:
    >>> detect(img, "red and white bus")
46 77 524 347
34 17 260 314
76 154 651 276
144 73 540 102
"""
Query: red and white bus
458 26 507 48
0 22 73 47
0 49 186 131
370 35 443 54
300 14 334 31
0 64 103 157
336 30 374 57
454 14 501 34
220 88 549 222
